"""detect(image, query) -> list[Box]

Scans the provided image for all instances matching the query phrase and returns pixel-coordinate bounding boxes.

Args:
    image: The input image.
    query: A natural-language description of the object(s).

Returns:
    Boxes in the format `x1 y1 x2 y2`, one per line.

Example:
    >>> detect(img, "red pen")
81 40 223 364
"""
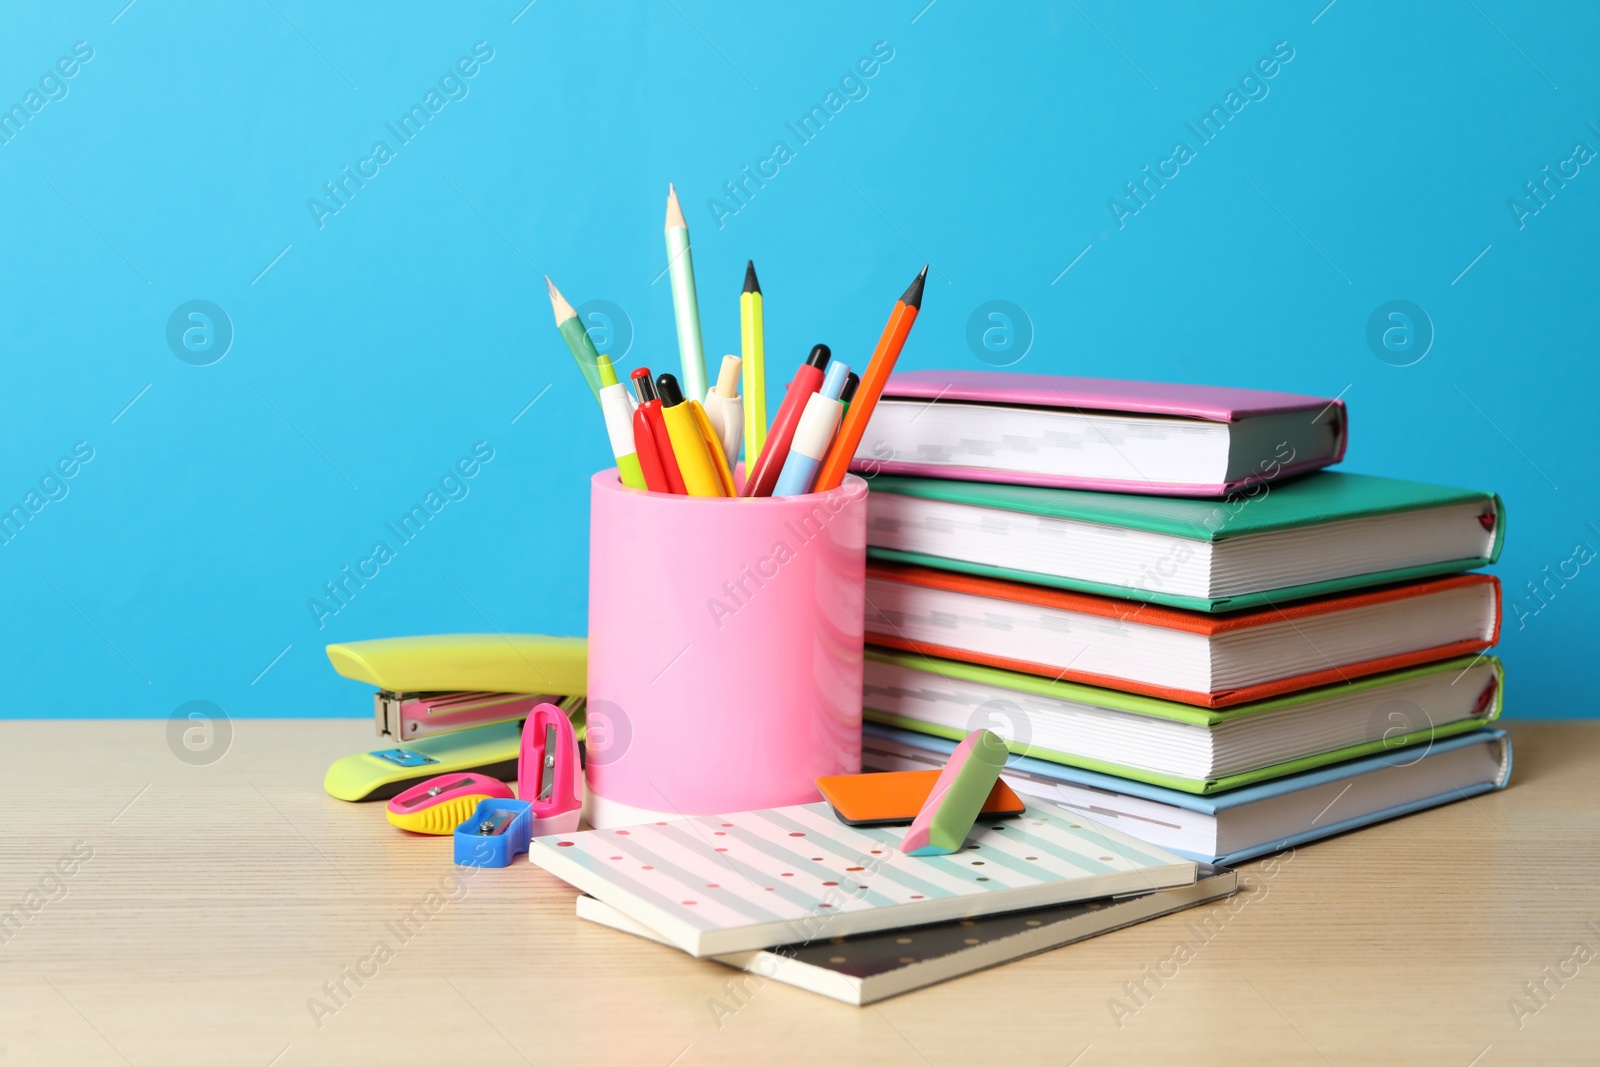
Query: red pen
741 344 831 497
632 413 672 493
631 368 687 494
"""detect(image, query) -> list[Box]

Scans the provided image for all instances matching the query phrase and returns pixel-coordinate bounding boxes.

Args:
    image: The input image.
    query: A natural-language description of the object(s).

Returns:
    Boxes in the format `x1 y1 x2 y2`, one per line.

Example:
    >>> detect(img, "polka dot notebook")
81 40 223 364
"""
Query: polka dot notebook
528 802 1196 957
577 864 1237 1005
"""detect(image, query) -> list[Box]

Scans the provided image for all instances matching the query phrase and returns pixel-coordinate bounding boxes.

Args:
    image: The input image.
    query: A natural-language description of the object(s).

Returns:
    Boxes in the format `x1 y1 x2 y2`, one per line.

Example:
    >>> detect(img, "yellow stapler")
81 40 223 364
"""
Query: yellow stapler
322 634 587 802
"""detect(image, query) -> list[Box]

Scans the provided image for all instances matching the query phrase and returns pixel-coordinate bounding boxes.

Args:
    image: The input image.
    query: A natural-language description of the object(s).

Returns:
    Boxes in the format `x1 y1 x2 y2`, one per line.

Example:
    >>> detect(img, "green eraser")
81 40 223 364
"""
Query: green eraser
901 728 1010 856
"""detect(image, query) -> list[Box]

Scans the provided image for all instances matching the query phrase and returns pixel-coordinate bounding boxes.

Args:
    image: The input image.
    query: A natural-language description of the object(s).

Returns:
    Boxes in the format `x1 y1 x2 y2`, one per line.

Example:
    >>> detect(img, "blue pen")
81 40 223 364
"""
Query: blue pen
772 361 852 497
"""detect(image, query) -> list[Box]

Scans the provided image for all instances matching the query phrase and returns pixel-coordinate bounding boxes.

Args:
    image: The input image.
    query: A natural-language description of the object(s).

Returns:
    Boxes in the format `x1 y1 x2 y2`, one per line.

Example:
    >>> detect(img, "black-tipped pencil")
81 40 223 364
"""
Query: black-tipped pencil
740 260 766 467
812 265 928 491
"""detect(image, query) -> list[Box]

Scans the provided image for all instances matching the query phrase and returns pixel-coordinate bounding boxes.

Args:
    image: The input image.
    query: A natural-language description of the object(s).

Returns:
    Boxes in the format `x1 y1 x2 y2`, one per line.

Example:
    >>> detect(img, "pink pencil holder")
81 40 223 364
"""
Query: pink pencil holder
585 470 868 827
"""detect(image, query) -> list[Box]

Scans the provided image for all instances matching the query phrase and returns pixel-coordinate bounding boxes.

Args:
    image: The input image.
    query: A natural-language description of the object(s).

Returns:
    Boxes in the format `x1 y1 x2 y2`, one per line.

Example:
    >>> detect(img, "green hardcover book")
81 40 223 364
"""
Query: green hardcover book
862 648 1504 794
865 471 1504 612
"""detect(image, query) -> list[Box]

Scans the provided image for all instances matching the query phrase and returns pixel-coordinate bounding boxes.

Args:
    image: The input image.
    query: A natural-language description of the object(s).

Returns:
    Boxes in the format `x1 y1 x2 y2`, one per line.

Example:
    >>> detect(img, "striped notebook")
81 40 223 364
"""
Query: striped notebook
576 865 1237 1004
528 802 1195 956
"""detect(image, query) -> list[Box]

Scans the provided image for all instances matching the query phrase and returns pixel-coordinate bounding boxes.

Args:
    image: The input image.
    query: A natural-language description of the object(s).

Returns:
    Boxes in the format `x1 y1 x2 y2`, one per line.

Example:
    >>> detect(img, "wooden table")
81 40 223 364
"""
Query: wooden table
3 720 1595 1066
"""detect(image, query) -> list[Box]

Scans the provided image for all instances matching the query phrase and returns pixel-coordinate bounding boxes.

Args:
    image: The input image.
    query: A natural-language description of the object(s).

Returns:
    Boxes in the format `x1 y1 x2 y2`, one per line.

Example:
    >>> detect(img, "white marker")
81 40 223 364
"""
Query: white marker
772 360 851 497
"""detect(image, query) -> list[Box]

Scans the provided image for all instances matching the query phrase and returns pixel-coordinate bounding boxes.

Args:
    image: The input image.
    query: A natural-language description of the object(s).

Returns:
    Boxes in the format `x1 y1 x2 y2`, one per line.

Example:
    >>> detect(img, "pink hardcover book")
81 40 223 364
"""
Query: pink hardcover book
849 370 1348 497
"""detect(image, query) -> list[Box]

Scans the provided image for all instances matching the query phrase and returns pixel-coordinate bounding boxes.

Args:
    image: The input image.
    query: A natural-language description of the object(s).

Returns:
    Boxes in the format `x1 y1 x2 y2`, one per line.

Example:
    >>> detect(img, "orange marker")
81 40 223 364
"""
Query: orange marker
811 266 926 492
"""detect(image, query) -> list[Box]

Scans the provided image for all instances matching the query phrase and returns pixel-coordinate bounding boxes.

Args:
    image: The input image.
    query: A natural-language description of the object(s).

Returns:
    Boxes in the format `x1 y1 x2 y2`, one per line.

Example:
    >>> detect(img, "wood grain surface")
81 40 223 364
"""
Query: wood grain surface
1 720 1595 1066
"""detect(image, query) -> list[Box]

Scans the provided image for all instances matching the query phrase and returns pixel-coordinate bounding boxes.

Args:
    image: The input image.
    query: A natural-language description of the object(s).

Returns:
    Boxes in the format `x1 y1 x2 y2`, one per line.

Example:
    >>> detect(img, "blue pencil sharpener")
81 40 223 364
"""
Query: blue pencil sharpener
453 797 533 867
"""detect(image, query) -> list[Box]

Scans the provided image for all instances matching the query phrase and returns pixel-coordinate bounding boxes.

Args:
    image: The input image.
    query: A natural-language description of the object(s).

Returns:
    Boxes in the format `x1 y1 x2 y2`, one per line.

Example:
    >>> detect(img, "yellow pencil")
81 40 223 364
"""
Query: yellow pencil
740 260 766 469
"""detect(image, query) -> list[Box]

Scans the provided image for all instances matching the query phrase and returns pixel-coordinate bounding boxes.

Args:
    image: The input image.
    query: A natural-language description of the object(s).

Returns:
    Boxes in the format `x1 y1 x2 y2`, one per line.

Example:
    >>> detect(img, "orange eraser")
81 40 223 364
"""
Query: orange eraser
815 769 1024 826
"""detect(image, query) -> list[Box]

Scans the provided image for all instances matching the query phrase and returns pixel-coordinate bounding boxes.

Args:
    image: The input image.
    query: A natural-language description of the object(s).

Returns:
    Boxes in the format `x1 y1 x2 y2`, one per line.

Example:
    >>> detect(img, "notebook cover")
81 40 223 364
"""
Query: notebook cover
865 648 1504 727
865 564 1502 706
325 633 587 695
575 864 1238 1005
864 651 1504 795
855 371 1347 497
864 724 1514 865
528 802 1195 957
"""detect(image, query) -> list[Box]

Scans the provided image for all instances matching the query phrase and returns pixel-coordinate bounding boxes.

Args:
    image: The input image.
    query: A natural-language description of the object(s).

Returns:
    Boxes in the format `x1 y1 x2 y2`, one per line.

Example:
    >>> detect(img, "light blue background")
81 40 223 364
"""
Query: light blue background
2 1 1594 718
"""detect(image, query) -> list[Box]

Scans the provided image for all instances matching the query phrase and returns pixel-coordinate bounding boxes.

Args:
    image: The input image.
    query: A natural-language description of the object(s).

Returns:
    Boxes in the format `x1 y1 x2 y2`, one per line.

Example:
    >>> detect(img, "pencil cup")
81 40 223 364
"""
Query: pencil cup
585 470 869 826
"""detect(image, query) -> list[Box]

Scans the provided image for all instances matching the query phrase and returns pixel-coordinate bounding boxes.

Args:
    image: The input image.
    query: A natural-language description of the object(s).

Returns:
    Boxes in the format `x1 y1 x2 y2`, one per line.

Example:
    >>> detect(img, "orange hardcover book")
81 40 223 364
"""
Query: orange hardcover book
863 561 1501 708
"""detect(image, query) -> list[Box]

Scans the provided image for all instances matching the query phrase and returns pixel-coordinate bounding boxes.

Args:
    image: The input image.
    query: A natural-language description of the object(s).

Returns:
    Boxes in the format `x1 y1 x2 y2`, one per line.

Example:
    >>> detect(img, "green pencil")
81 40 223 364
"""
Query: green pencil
663 184 709 401
546 276 603 404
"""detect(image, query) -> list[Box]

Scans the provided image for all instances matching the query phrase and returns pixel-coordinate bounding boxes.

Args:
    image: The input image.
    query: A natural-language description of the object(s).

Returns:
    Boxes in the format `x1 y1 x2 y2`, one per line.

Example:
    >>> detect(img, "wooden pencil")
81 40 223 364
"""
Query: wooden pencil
740 260 766 469
546 276 604 403
810 265 927 492
664 184 709 401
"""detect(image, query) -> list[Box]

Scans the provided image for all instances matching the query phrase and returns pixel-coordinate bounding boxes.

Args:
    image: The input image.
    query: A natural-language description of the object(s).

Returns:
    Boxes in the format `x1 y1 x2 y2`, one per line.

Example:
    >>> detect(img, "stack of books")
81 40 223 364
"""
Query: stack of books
850 371 1512 865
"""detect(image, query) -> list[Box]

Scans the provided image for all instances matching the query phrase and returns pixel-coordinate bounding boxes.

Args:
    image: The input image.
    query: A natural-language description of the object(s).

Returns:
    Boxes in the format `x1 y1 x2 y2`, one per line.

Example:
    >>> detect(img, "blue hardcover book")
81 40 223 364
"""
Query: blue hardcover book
863 724 1512 865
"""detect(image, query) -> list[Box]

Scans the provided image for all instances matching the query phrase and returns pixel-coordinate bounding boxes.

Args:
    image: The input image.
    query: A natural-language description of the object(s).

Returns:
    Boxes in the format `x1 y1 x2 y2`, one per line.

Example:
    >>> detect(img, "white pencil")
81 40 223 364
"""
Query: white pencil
664 184 709 401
